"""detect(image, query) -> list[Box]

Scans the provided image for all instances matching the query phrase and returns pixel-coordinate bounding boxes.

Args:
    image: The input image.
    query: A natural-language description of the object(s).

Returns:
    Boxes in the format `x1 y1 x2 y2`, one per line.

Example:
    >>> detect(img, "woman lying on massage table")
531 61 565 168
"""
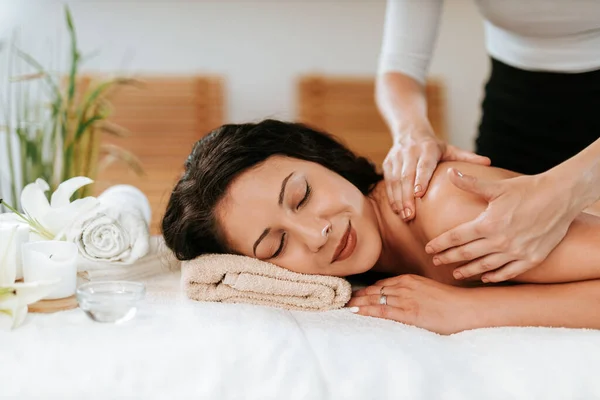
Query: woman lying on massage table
162 119 600 335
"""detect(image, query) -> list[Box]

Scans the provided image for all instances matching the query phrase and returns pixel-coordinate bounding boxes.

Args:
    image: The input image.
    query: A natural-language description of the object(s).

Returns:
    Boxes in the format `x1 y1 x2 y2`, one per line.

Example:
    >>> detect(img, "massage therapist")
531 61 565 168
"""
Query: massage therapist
376 0 600 283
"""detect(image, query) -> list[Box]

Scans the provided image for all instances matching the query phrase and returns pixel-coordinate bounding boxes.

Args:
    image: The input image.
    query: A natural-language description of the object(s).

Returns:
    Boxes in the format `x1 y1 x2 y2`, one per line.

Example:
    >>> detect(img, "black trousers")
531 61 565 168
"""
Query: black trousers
476 58 600 175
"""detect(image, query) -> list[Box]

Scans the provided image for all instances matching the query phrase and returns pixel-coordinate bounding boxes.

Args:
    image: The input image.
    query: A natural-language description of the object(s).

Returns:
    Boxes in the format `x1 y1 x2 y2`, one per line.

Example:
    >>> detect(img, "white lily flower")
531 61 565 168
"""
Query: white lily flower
0 221 59 329
0 176 94 329
0 281 59 330
0 224 18 285
2 177 99 241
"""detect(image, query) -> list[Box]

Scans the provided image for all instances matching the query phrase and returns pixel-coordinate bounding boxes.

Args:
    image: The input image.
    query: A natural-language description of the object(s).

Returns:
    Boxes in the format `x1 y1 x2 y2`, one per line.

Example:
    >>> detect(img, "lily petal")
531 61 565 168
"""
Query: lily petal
43 197 100 238
0 224 18 285
0 297 17 330
0 307 15 331
34 178 50 192
50 176 94 208
21 179 51 224
12 305 27 329
0 280 59 308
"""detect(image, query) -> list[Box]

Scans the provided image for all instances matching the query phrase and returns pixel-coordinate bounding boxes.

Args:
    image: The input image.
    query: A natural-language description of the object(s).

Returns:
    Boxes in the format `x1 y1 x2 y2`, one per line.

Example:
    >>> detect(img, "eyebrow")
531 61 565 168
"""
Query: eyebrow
278 172 294 205
253 171 294 257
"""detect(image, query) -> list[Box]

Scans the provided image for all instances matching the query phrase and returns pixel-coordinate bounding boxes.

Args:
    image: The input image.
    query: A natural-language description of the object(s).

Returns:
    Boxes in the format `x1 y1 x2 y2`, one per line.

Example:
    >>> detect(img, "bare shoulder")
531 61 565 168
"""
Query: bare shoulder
414 161 516 241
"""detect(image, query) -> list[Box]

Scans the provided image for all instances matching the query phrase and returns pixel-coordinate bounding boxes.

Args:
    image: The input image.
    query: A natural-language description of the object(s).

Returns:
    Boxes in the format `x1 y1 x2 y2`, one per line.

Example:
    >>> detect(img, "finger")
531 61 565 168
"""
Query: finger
351 304 406 322
374 274 423 287
374 275 406 287
481 260 531 283
347 294 404 308
351 287 370 297
414 152 438 199
391 158 407 218
352 285 385 297
432 239 493 266
383 159 402 215
446 146 491 165
452 253 515 280
446 168 498 201
425 219 483 254
400 151 418 220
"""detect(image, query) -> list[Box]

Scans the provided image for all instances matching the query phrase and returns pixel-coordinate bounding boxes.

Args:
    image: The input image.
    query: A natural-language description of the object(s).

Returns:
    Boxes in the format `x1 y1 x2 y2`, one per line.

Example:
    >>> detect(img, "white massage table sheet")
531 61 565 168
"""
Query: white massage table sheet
3 271 600 399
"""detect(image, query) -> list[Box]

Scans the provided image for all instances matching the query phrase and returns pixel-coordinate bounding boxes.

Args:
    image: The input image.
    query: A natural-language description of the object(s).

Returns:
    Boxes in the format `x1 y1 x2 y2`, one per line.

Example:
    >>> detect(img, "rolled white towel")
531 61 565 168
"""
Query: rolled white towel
77 236 179 281
67 185 151 264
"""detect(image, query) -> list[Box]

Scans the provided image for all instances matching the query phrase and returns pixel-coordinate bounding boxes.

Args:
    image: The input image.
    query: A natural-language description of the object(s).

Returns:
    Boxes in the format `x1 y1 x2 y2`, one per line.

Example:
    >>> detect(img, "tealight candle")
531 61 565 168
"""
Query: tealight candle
21 241 78 300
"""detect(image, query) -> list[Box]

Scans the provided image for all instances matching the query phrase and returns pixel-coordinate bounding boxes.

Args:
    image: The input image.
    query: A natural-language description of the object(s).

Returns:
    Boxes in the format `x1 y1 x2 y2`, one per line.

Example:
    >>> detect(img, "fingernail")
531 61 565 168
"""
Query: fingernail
348 307 359 313
425 245 434 254
432 257 440 266
401 209 406 219
456 170 464 178
453 271 464 280
414 184 422 194
481 277 490 283
404 208 412 218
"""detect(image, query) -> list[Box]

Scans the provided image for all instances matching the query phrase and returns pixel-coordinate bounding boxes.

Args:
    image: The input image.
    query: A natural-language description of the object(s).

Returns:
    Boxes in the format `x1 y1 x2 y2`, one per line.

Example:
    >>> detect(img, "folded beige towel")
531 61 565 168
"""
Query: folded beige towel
182 254 352 311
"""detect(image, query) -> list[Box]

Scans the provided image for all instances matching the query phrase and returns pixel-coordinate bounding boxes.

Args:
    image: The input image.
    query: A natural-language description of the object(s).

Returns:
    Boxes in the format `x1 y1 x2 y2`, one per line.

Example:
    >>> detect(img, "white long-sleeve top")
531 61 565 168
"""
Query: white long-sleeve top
379 0 600 84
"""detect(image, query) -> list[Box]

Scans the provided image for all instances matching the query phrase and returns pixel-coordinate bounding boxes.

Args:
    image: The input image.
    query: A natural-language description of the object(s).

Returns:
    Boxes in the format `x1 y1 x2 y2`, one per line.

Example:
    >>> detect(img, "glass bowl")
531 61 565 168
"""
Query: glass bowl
76 281 146 323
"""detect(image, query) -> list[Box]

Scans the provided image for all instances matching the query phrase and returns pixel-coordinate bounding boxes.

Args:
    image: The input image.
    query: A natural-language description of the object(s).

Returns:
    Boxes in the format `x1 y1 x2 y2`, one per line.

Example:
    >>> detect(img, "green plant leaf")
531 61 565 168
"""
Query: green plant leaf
65 5 79 104
14 48 62 103
100 143 145 176
97 120 130 138
76 77 138 121
74 115 103 142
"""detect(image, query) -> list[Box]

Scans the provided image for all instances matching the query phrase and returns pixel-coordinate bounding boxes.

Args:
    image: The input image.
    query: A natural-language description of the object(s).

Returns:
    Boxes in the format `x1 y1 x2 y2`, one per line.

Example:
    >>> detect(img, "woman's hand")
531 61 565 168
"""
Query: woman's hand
426 168 579 283
383 127 490 222
347 274 477 335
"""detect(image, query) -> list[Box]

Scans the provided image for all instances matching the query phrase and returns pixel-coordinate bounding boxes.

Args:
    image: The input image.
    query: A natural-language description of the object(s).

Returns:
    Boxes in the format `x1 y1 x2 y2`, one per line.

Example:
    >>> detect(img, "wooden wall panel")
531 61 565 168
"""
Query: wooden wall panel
297 75 446 169
93 76 224 235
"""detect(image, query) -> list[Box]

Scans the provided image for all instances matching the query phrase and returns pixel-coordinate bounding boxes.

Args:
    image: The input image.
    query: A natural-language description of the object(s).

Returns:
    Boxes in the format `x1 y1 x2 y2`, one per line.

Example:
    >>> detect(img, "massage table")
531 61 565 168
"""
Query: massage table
3 270 600 399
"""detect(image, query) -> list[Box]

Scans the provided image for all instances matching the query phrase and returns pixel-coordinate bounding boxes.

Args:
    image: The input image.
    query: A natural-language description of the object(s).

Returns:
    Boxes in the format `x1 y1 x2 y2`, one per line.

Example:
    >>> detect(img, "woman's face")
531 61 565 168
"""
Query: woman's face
216 156 382 276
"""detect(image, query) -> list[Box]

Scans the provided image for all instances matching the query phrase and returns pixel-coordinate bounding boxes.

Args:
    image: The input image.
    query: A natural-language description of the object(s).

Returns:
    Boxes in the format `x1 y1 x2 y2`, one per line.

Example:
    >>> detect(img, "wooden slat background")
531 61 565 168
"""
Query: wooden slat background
297 75 446 168
93 75 225 235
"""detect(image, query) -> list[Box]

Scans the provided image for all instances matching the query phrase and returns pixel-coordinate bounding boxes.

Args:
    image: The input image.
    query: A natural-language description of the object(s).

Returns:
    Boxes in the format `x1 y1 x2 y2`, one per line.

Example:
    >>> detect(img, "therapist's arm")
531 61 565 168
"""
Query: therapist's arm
377 0 489 221
555 137 600 212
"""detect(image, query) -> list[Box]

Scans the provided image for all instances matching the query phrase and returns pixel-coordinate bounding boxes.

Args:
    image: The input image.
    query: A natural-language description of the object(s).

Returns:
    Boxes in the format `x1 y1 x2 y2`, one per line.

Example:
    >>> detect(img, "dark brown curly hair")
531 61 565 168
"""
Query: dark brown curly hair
162 119 382 261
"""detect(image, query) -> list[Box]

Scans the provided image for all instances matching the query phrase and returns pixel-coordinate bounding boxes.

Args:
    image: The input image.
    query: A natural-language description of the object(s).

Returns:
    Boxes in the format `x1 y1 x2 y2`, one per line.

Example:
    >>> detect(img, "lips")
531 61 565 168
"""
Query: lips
331 221 357 263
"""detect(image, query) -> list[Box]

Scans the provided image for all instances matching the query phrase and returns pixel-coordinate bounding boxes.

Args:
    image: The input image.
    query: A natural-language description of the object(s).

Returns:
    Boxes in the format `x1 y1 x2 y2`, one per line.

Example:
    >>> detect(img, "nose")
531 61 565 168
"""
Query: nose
294 218 331 253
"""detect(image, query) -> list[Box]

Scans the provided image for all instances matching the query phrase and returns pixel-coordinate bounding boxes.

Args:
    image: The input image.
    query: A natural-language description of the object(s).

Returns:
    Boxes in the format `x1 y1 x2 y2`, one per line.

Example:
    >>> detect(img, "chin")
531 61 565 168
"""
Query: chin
338 236 381 277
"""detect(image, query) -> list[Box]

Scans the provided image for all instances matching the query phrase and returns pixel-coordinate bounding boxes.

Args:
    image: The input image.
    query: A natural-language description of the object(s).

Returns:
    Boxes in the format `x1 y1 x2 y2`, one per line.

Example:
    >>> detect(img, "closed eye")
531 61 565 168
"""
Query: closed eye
296 180 312 210
272 180 311 259
272 232 286 258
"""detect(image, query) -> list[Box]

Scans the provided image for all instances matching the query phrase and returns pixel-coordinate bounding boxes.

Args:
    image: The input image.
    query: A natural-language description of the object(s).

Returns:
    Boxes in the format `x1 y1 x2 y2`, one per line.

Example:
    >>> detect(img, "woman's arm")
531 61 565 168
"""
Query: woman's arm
416 161 600 284
349 274 600 334
471 279 600 330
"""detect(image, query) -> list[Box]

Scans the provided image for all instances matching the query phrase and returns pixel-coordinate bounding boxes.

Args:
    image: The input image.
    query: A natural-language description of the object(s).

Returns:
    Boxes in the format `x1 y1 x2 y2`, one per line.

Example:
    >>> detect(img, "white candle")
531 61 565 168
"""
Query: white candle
21 241 78 300
0 223 29 283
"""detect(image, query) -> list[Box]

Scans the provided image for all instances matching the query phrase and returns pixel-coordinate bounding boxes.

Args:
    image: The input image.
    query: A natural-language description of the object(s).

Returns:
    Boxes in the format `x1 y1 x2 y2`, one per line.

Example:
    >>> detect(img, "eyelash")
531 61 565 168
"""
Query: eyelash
273 182 312 258
296 182 312 210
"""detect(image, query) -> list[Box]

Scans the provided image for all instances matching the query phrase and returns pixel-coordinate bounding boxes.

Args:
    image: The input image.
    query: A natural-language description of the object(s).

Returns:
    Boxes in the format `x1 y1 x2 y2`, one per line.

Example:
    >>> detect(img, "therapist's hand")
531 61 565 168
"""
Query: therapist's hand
383 125 490 221
426 168 577 283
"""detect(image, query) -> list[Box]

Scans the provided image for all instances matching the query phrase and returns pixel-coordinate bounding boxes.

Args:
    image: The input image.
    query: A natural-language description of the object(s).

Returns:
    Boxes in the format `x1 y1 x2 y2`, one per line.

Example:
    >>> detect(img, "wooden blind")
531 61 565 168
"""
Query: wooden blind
93 76 225 234
298 75 446 168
